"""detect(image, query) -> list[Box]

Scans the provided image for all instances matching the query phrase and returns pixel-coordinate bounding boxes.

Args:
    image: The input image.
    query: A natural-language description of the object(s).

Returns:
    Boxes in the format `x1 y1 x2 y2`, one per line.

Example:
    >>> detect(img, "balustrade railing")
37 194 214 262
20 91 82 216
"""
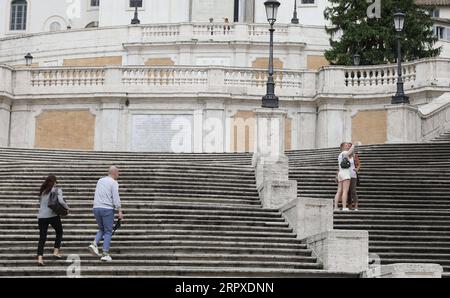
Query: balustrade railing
122 67 208 86
30 68 105 86
344 63 416 87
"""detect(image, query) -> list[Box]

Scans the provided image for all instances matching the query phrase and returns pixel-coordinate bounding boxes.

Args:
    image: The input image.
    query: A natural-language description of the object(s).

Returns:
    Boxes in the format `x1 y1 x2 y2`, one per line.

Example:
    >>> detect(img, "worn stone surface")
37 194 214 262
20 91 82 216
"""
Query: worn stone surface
306 230 369 274
364 263 443 278
280 197 333 240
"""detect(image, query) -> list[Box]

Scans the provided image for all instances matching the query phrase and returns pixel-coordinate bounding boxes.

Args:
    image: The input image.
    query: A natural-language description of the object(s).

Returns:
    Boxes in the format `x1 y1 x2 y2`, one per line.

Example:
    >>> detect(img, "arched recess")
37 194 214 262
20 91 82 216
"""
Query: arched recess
42 15 67 32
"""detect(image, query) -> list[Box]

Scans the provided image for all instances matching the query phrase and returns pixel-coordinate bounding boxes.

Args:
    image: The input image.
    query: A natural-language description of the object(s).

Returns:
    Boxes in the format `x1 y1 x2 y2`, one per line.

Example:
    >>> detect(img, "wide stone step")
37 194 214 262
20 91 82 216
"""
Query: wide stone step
0 266 356 278
0 213 286 224
334 224 450 231
0 234 302 244
0 229 296 238
0 240 304 249
0 180 257 189
369 240 450 247
0 245 308 256
0 223 293 233
0 259 321 270
369 246 450 253
0 217 286 227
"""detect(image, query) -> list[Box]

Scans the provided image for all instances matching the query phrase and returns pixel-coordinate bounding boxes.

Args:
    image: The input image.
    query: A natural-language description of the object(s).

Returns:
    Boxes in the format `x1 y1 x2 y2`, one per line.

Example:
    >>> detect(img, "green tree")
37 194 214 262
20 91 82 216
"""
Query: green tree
324 0 441 65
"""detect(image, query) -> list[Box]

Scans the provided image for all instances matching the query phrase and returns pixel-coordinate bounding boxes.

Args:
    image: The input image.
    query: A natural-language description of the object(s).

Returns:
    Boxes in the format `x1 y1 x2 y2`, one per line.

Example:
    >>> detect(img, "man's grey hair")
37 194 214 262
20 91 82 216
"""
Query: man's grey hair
108 166 119 175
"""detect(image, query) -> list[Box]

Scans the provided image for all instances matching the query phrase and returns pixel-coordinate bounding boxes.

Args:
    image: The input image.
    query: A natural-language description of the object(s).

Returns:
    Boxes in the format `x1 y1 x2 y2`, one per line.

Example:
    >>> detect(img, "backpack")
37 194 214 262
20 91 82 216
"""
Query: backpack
48 188 68 216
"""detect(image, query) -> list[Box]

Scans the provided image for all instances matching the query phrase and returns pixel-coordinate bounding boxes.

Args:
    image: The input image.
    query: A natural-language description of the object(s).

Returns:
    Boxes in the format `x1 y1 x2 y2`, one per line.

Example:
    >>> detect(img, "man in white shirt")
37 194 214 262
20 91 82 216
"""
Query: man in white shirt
88 166 124 261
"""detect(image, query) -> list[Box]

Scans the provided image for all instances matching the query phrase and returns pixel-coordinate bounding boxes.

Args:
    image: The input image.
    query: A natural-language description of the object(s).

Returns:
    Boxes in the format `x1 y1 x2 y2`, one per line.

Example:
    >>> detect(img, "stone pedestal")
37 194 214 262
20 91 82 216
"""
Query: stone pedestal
363 263 443 278
316 99 346 148
280 197 333 240
0 98 11 147
306 230 369 274
386 104 421 143
252 108 298 209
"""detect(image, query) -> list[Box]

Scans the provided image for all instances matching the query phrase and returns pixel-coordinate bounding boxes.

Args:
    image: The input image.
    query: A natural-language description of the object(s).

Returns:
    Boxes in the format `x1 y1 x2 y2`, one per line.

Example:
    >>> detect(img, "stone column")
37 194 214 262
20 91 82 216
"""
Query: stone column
252 108 297 209
316 98 346 148
203 99 225 153
98 99 122 151
386 104 421 143
295 104 317 150
0 98 11 147
9 104 33 148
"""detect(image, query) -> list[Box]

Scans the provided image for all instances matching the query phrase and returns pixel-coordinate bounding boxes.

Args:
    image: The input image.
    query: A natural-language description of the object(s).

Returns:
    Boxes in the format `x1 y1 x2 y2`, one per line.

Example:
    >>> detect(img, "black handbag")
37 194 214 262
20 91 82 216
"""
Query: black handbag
48 188 68 216
340 157 351 169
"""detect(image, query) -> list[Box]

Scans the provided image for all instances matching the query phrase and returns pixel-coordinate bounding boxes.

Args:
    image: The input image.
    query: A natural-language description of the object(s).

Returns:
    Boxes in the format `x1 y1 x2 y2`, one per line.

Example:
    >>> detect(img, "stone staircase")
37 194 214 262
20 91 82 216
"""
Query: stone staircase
286 142 450 278
431 131 450 143
0 147 355 278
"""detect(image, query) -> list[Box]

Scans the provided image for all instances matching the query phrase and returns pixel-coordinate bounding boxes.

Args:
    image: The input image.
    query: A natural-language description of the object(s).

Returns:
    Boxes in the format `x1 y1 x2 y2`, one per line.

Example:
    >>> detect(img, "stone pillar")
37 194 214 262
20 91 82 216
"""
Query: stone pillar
252 108 297 209
316 99 346 148
364 263 443 278
306 230 369 274
295 105 317 150
98 99 122 151
0 98 11 147
203 99 225 153
386 104 421 143
9 104 33 148
280 197 333 240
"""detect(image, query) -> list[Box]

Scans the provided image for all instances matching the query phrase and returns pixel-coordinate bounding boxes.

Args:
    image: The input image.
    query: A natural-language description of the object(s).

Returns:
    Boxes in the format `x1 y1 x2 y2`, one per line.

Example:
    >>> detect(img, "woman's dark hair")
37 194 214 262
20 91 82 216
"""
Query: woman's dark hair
39 175 57 196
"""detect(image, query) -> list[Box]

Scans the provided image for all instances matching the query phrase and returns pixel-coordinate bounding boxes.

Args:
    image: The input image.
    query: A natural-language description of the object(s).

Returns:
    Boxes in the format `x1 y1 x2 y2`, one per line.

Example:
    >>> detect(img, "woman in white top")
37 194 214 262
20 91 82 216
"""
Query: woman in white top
334 141 361 211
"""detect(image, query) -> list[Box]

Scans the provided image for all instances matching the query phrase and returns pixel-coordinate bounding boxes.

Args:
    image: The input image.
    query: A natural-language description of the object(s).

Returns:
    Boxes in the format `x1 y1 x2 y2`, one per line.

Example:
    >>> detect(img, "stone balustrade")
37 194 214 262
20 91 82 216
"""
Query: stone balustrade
139 23 290 43
8 65 307 97
3 57 450 99
318 57 450 95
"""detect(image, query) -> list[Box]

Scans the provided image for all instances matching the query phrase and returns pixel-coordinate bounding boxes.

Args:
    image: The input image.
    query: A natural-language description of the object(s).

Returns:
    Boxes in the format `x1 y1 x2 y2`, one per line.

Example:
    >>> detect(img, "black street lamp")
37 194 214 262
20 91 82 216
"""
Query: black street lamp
353 54 361 66
391 11 409 104
131 0 141 25
291 0 299 24
24 53 33 66
262 0 281 109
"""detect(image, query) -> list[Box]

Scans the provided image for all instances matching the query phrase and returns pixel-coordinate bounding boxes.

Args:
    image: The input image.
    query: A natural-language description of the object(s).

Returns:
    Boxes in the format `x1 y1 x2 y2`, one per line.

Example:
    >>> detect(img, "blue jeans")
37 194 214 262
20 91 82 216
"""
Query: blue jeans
93 208 114 253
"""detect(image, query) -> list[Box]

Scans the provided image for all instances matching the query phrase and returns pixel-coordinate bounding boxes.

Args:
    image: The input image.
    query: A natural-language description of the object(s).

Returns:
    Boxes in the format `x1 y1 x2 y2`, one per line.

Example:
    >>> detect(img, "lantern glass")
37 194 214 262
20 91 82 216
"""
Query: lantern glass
264 0 280 25
24 53 33 66
353 54 361 66
394 12 405 32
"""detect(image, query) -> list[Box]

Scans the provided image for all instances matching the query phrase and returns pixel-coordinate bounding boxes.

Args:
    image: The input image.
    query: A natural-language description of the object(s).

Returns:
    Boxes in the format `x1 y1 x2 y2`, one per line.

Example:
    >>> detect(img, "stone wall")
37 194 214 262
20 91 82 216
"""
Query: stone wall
352 109 387 145
34 110 95 150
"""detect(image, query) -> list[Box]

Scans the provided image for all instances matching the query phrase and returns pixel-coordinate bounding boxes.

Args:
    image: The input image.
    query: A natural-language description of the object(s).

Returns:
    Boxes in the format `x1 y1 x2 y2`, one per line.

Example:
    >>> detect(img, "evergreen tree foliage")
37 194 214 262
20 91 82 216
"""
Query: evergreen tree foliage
324 0 441 65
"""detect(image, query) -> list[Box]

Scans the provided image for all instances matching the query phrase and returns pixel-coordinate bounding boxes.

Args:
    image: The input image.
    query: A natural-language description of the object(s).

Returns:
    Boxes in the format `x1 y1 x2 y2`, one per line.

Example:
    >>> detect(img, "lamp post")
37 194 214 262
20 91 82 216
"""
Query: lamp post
291 0 299 24
262 0 281 109
131 0 141 25
391 11 409 104
353 54 361 66
24 53 33 67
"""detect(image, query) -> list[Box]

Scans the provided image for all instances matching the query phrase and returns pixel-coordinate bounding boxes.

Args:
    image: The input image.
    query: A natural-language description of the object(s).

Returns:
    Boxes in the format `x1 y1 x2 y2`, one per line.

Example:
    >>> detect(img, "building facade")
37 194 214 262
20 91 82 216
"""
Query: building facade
0 0 450 153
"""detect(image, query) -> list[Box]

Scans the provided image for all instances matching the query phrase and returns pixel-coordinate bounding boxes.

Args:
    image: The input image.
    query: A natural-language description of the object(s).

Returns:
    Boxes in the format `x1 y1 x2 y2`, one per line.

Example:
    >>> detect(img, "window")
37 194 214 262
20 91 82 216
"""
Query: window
432 9 440 18
90 0 99 6
10 0 27 31
301 0 315 4
435 26 445 39
129 0 142 8
49 21 61 32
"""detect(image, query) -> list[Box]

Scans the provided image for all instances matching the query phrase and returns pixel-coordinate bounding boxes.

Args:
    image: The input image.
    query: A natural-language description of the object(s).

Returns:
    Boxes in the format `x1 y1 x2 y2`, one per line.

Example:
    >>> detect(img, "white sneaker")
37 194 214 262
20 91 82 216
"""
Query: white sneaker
88 243 100 257
342 207 350 211
354 208 359 211
100 254 112 262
